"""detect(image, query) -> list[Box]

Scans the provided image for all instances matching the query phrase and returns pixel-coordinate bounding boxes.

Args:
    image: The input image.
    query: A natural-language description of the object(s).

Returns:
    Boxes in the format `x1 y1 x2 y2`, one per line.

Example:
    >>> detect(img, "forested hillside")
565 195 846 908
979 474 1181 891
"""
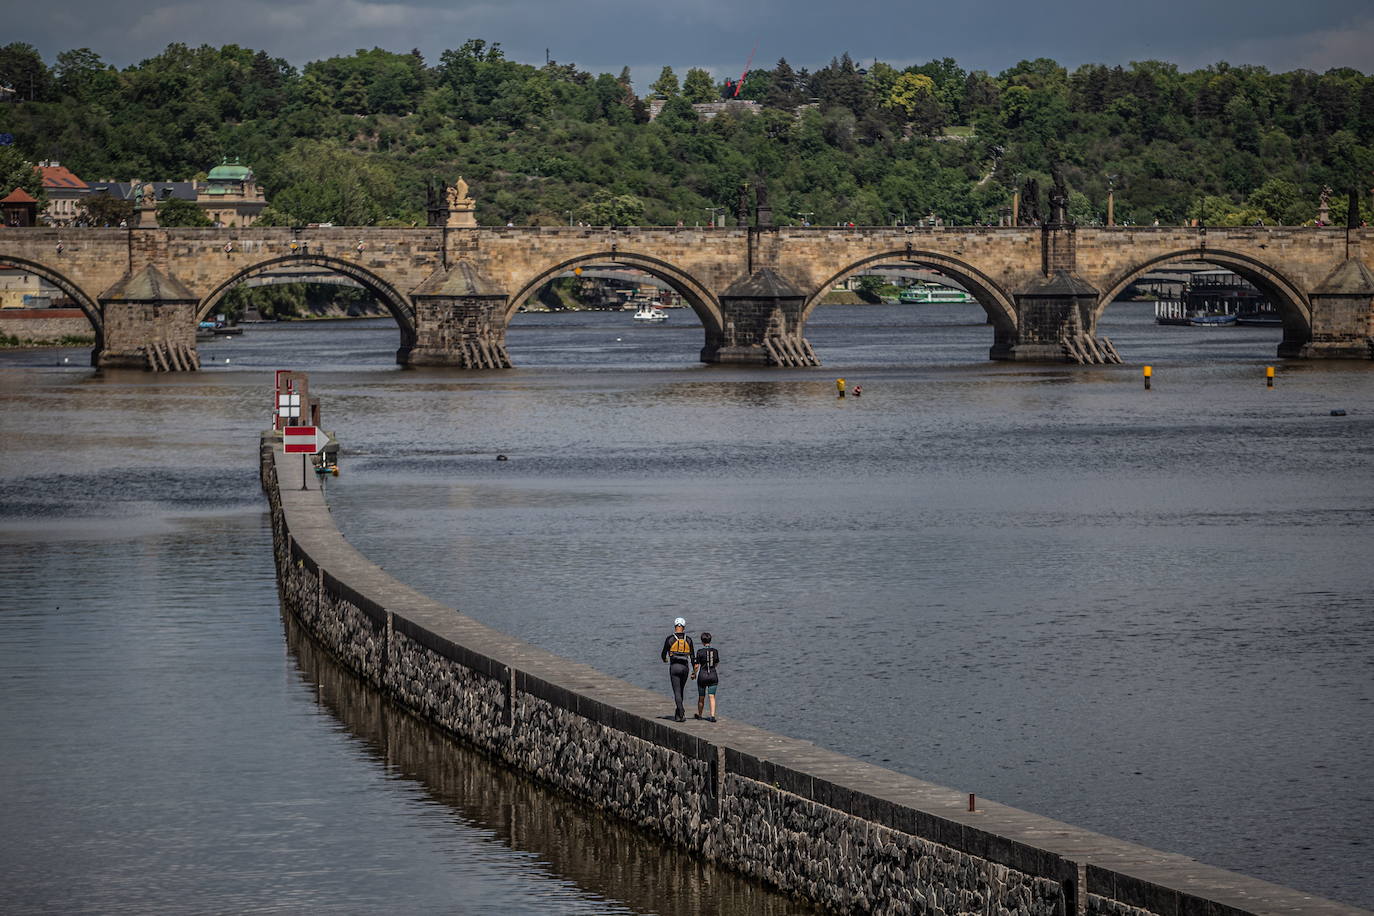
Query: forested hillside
2 40 1372 227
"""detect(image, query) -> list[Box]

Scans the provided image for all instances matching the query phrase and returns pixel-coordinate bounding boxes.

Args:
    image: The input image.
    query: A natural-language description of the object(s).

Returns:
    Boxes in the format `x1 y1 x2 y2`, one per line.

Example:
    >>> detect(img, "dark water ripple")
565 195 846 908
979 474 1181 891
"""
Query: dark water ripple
1 304 1371 910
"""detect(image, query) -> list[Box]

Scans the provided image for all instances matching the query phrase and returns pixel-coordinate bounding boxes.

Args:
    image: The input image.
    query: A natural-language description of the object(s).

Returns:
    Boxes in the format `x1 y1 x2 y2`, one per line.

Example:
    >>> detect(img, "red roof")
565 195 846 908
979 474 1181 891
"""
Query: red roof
2 187 38 203
35 164 87 191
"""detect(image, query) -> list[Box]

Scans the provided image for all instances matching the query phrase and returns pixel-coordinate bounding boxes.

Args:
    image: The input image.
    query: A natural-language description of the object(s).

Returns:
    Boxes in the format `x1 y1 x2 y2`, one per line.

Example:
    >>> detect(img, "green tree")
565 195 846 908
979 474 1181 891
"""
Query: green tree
1246 178 1306 225
249 206 297 227
576 189 644 225
856 275 890 299
54 48 114 102
764 58 802 109
1224 95 1260 154
1067 191 1097 224
884 72 939 120
650 66 679 98
82 193 132 227
158 196 213 227
0 146 44 203
266 140 408 225
682 68 717 103
0 42 50 101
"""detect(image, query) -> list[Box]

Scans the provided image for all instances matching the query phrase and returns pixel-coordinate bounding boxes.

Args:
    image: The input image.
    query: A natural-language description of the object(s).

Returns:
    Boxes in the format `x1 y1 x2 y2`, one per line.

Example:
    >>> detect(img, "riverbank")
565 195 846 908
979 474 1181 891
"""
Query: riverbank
0 334 96 349
0 308 94 347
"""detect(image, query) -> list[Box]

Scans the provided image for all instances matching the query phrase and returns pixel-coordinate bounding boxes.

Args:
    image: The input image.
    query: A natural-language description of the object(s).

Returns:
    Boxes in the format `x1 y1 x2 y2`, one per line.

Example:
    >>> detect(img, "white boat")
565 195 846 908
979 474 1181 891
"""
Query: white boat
898 282 975 304
632 303 668 322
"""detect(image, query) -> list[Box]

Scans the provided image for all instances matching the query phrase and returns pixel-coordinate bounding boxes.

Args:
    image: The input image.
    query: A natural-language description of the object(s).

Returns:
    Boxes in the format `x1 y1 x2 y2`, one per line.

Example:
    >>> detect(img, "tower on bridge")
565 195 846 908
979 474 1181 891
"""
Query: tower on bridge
98 264 198 370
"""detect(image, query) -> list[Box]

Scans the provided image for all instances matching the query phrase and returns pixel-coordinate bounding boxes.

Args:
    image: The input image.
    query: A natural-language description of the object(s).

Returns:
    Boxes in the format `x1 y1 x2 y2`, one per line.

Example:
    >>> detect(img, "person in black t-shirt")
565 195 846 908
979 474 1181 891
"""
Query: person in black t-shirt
691 631 720 722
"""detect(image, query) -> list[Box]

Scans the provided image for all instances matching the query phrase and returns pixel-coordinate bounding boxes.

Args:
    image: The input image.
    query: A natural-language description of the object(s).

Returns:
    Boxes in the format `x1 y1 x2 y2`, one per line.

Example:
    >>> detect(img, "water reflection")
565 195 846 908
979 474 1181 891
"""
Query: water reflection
284 614 816 916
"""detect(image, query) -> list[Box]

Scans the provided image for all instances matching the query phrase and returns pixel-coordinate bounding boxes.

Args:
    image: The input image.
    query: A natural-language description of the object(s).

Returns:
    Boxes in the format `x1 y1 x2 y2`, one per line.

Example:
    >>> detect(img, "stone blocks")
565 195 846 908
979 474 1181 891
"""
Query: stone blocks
6 225 1373 369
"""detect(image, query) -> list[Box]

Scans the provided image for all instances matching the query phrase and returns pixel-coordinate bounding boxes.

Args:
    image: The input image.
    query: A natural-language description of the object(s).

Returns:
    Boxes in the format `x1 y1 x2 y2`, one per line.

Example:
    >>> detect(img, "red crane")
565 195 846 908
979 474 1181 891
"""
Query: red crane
731 42 758 98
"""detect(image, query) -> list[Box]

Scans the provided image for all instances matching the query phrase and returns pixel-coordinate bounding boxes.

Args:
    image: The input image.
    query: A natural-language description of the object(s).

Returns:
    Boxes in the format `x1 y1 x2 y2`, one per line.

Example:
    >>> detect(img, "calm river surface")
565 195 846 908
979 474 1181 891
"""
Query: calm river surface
1 302 1371 912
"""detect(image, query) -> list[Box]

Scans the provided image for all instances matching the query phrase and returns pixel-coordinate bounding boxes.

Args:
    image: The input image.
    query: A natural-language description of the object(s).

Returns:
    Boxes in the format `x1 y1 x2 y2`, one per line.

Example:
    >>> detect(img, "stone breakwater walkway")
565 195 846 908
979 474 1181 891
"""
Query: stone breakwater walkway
262 434 1368 916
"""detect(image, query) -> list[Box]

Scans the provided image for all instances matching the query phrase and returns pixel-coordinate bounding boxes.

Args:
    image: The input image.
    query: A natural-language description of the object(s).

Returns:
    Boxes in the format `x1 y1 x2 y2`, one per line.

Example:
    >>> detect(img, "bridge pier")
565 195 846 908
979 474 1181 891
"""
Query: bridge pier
704 268 820 367
402 263 512 369
1006 271 1102 361
97 265 199 370
1300 258 1374 359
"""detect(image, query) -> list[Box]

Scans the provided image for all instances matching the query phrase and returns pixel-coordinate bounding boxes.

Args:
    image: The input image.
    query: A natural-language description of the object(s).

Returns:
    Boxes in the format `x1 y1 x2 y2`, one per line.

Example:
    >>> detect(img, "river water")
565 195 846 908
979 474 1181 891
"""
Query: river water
1 302 1371 912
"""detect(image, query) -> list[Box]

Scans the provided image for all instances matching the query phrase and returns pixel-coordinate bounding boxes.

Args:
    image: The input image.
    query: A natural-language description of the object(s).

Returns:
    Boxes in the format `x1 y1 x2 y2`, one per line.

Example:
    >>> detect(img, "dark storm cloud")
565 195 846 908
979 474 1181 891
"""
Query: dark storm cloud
4 0 1371 79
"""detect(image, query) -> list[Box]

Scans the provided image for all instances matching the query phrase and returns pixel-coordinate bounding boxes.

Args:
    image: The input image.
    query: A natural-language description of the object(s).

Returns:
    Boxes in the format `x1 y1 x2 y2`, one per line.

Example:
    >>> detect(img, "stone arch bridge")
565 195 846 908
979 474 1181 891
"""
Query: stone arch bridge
2 222 1371 368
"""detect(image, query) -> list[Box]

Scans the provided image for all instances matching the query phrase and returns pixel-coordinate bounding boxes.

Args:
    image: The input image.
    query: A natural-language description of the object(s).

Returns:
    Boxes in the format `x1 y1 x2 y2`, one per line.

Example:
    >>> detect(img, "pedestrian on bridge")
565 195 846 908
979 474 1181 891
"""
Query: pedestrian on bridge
660 617 694 722
691 632 720 722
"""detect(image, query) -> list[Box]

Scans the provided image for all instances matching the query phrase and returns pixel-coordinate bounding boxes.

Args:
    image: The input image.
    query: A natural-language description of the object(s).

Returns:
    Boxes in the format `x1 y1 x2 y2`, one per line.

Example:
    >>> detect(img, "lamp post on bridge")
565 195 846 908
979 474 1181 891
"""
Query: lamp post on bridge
1106 175 1118 227
704 206 725 228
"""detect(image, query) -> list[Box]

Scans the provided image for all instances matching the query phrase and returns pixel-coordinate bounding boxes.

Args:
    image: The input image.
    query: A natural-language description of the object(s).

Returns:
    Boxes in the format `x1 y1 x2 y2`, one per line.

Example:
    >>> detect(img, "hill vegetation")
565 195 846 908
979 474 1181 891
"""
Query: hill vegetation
2 40 1373 228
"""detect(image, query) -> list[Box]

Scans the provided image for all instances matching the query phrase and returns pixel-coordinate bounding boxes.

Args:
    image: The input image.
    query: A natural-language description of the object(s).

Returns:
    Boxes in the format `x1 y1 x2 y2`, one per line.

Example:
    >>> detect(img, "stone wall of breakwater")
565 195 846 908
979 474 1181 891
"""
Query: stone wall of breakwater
262 433 1367 916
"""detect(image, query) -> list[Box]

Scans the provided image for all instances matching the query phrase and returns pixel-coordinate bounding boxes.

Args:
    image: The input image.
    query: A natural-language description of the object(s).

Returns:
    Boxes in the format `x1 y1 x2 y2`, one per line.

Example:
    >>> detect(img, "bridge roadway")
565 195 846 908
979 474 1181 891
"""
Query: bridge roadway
2 223 1371 368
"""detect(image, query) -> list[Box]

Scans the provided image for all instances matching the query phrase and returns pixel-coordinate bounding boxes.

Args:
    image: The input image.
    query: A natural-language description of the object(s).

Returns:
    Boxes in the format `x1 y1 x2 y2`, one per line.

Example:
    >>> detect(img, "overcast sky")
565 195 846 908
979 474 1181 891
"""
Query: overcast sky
5 0 1373 88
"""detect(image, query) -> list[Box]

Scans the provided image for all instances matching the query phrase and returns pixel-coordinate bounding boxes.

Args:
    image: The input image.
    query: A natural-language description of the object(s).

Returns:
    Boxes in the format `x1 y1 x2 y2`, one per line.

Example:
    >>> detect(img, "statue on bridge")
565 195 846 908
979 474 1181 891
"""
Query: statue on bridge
755 177 772 227
1049 165 1069 226
426 175 477 228
448 177 472 209
1019 178 1041 226
133 182 160 227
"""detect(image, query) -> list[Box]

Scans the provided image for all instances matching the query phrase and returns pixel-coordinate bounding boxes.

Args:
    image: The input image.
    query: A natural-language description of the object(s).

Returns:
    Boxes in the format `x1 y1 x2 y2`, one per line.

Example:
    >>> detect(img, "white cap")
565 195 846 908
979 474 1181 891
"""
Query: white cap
673 617 686 627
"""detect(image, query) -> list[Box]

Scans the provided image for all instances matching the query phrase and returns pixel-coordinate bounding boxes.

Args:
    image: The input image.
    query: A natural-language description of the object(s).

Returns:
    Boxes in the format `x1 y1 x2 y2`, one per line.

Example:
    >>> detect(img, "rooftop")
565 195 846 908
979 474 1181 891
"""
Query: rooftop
207 158 253 182
35 162 87 191
86 181 197 202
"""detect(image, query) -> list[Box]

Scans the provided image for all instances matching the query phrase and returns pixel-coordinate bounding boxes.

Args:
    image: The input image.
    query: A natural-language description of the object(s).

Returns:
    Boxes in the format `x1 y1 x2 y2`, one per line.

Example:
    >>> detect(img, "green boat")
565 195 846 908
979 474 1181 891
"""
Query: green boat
898 282 975 304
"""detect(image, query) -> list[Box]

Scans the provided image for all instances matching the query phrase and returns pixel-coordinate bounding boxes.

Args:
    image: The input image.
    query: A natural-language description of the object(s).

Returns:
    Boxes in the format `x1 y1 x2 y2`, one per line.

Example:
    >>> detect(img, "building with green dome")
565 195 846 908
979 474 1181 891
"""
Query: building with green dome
193 158 268 227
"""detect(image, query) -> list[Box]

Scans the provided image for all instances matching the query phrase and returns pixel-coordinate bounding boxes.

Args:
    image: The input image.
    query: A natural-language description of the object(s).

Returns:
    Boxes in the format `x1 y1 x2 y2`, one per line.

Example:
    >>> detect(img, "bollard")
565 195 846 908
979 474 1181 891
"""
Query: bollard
1143 365 1152 390
1266 366 1275 388
968 793 976 812
836 378 846 398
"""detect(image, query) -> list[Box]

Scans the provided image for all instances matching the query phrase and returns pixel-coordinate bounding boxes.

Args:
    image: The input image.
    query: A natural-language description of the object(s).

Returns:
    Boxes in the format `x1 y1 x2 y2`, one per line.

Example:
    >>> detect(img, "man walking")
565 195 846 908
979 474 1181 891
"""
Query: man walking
660 617 694 722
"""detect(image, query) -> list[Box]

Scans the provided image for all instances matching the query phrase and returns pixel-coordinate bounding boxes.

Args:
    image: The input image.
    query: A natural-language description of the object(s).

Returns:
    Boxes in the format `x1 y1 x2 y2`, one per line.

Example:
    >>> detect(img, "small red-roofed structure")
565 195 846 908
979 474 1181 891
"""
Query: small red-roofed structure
1 187 39 226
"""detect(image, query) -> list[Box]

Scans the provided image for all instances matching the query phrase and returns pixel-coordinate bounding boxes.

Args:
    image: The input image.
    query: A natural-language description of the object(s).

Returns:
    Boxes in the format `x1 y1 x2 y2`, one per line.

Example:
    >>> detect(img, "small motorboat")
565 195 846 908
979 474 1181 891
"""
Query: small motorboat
1188 312 1238 327
632 303 668 322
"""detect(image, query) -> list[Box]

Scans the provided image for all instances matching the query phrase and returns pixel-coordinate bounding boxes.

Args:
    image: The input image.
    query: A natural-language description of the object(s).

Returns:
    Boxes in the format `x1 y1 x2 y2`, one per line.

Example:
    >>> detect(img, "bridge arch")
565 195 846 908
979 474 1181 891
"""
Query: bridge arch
198 254 417 346
1096 248 1311 340
800 251 1018 337
505 251 723 338
0 254 103 334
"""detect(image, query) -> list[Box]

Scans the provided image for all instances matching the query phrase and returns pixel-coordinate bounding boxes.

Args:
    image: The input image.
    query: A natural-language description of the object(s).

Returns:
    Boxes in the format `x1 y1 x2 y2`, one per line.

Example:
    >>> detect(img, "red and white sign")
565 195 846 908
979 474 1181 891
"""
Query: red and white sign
283 425 327 454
